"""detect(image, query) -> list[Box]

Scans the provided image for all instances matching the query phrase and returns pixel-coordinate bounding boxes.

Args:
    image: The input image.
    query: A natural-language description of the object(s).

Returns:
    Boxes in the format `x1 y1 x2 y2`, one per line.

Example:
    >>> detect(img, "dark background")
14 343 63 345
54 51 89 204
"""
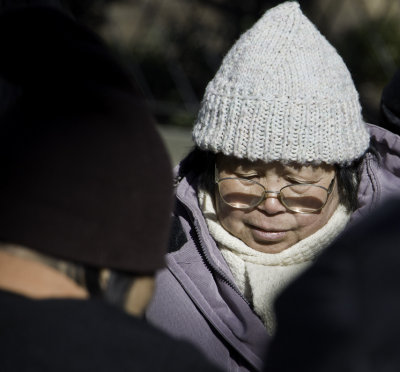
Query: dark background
70 0 400 128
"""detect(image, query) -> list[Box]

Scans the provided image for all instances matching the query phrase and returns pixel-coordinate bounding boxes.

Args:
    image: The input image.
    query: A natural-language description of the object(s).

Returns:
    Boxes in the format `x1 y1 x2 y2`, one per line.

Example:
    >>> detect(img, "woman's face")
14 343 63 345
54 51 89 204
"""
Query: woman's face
215 156 340 253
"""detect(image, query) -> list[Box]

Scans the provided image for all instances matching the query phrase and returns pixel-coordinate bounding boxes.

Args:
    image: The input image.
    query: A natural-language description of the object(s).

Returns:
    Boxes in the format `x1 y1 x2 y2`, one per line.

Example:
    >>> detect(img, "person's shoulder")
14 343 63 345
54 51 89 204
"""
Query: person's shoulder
0 294 222 371
367 123 400 152
83 299 223 372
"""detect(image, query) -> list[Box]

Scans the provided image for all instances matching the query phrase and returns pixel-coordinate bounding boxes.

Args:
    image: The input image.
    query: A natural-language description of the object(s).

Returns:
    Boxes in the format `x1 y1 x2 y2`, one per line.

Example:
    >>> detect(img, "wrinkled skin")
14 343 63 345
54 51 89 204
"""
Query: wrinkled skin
215 156 340 254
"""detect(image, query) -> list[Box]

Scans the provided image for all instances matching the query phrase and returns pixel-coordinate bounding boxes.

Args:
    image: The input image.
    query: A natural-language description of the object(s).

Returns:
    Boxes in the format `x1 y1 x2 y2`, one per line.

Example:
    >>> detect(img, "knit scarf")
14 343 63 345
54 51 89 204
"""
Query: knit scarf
198 190 350 335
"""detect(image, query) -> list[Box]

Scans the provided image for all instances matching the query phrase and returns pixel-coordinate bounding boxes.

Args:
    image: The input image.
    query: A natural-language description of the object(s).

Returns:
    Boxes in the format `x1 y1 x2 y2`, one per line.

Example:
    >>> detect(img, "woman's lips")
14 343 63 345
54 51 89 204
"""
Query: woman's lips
248 224 288 241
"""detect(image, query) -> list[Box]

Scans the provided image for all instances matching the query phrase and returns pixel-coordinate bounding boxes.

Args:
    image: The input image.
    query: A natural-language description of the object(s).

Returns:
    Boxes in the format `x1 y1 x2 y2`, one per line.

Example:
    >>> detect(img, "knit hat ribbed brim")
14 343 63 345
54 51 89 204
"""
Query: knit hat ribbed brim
193 1 370 165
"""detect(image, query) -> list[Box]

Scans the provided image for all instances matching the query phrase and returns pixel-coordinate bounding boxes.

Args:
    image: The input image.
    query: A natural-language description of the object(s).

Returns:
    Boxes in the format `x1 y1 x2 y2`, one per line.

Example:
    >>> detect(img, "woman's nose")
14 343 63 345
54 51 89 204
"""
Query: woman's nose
257 192 286 214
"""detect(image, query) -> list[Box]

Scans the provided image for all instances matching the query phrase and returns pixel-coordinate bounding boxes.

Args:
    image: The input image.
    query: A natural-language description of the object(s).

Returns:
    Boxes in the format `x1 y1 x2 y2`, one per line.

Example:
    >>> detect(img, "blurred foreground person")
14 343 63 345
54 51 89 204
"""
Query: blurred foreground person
0 2 221 371
381 68 400 135
264 197 400 372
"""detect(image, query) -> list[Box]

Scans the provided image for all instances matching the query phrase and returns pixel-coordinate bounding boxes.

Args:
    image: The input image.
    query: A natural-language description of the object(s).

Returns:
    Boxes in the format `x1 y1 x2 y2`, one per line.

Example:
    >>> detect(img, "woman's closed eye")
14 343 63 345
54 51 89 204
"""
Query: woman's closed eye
235 173 260 180
286 177 320 185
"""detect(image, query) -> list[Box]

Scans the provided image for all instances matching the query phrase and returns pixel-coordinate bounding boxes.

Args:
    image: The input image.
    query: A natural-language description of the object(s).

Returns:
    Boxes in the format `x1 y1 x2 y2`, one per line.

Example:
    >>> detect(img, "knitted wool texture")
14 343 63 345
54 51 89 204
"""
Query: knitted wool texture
192 1 370 165
198 189 351 334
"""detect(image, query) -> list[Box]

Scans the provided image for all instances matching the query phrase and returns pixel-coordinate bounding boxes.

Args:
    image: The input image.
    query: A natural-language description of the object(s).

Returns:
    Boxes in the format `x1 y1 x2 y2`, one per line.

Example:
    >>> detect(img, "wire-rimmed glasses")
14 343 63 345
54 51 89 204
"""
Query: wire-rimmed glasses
216 174 335 214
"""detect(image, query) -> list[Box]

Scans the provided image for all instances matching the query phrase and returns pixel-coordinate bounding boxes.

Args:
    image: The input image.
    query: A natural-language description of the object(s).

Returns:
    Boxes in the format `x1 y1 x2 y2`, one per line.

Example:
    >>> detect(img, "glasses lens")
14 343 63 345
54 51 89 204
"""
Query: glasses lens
281 184 328 213
218 178 264 209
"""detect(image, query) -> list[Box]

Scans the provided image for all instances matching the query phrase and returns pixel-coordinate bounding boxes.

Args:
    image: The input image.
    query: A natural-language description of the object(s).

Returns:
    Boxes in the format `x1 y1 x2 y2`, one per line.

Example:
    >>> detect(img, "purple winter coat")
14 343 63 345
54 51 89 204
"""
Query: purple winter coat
146 124 400 372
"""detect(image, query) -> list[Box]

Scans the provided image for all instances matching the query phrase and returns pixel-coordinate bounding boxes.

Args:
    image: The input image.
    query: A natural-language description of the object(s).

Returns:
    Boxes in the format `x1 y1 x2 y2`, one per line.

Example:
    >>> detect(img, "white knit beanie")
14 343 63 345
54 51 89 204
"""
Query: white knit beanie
192 1 370 165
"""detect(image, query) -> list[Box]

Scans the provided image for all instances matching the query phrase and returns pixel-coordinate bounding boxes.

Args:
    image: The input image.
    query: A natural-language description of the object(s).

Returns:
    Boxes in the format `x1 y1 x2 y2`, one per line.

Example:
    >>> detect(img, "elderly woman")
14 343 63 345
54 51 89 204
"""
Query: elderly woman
146 2 400 371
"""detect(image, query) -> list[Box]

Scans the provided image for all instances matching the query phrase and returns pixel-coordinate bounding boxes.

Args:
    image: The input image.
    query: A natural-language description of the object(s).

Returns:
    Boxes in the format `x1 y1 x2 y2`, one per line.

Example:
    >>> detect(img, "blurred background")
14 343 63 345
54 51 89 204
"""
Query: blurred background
69 0 400 164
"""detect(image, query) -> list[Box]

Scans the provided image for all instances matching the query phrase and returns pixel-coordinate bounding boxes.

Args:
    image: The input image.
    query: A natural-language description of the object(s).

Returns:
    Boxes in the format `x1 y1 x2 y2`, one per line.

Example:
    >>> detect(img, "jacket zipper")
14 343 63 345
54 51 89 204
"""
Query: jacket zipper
178 196 252 307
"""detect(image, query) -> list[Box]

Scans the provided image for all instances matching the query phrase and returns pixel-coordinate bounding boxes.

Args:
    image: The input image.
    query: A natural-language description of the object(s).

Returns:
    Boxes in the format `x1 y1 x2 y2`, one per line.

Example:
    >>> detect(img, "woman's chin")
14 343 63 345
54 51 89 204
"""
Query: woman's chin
248 236 295 254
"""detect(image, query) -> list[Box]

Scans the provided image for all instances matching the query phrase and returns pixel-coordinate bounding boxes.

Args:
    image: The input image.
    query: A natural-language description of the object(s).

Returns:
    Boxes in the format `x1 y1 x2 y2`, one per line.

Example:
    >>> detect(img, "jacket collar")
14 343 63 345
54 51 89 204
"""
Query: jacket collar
172 171 270 370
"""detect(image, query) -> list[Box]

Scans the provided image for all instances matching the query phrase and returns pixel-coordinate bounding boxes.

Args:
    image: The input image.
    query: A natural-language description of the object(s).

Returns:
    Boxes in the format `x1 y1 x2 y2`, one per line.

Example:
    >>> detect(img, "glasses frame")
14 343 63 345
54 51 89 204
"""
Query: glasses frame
215 169 335 214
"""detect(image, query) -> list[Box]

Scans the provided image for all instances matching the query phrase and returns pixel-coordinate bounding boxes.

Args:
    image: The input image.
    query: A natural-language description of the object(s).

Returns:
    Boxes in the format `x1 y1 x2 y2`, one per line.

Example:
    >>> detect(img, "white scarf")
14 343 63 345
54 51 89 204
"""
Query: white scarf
198 190 350 335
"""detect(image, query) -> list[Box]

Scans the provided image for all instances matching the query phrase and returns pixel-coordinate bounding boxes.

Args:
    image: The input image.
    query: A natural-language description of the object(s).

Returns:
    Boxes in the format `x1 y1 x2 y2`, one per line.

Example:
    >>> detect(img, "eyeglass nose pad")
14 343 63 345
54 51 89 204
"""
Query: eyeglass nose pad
264 190 280 199
258 190 280 205
257 190 286 212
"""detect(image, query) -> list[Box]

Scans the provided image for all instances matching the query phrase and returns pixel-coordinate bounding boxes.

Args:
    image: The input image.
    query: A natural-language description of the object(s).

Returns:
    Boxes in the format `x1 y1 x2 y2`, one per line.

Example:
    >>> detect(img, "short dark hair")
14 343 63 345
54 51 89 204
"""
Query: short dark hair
178 147 216 195
335 162 361 212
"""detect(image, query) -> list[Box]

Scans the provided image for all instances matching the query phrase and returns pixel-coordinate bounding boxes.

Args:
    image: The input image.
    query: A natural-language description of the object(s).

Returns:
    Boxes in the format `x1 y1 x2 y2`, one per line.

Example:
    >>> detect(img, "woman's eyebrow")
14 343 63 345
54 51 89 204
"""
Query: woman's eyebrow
283 168 324 181
233 163 261 172
289 177 323 184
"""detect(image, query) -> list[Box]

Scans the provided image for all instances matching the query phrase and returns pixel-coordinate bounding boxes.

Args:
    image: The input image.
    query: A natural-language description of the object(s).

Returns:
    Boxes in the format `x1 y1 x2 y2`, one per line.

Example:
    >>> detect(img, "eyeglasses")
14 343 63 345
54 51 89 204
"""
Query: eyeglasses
215 174 335 214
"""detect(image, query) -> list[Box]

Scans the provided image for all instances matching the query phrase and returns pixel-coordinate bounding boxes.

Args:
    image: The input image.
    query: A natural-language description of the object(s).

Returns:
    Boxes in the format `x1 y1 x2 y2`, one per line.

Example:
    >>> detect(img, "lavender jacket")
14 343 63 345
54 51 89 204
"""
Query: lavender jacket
146 125 400 372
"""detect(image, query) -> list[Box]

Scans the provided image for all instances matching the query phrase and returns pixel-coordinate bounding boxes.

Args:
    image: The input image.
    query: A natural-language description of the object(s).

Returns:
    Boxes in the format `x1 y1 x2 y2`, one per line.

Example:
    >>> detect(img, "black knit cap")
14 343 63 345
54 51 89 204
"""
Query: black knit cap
0 2 173 273
264 198 400 371
381 68 400 135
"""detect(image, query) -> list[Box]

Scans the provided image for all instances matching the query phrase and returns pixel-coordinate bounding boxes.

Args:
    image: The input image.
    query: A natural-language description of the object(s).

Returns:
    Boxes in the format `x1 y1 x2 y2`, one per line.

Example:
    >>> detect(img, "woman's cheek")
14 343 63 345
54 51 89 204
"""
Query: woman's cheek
294 214 319 228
